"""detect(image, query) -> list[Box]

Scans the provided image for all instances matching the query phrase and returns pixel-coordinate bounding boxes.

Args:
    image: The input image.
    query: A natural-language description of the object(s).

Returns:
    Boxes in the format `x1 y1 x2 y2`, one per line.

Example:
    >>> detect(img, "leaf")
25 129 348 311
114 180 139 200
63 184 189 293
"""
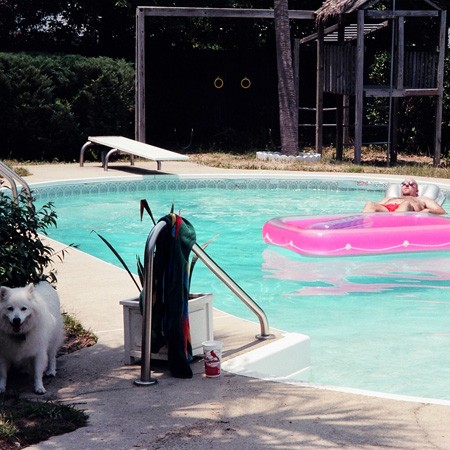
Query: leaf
136 256 144 288
91 230 141 292
189 234 220 285
140 199 156 225
53 243 78 263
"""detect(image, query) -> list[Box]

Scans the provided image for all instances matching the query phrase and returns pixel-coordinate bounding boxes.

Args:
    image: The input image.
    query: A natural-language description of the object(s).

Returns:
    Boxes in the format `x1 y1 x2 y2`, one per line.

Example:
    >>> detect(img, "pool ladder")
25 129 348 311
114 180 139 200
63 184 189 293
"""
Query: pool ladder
0 160 32 205
135 220 274 386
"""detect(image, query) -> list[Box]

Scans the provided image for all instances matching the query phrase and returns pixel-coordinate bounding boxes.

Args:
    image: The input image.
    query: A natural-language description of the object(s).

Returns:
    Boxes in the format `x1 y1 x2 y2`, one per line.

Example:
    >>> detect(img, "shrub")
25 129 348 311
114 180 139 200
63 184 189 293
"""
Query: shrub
0 52 134 161
0 191 59 288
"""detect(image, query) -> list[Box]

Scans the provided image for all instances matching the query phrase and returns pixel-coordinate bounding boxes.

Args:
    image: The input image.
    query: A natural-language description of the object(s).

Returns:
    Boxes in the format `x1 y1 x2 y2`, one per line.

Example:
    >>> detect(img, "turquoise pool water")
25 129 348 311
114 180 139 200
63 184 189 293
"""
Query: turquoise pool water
34 177 450 401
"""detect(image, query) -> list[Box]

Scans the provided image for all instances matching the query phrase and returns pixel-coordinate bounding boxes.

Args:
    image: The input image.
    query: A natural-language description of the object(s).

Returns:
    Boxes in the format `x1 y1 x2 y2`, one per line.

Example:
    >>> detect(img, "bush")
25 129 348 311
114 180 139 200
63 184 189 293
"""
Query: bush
0 52 134 161
0 191 58 288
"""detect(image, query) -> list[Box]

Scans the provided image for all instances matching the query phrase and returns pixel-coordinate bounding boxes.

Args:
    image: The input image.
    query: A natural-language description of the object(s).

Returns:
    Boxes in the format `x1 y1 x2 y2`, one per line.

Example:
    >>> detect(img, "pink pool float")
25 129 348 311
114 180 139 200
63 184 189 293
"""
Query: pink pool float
262 213 450 256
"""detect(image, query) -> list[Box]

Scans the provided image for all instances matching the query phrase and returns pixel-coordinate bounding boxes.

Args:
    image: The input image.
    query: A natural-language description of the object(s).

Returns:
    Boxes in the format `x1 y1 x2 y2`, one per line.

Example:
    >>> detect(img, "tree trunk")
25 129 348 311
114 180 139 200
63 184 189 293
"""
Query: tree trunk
274 0 298 155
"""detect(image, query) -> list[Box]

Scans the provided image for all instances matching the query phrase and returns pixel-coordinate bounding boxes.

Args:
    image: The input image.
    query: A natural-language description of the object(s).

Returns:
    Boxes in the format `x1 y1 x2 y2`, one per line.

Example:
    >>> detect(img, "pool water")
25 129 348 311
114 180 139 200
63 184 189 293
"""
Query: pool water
34 179 450 400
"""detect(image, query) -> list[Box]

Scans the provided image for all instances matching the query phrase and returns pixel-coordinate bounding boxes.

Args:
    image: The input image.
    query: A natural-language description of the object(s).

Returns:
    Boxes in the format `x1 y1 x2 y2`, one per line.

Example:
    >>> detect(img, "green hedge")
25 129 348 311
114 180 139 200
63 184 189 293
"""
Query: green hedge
0 52 134 161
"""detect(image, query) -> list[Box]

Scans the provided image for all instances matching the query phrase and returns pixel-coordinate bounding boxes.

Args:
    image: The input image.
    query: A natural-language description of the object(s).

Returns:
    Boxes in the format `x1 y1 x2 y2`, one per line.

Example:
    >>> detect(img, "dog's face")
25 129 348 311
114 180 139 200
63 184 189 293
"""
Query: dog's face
0 285 35 335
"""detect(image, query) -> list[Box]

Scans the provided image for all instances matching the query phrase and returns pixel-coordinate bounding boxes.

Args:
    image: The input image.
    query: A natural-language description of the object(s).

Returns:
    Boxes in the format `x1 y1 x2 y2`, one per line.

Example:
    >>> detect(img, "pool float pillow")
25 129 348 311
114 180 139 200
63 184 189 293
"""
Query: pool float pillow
385 183 445 205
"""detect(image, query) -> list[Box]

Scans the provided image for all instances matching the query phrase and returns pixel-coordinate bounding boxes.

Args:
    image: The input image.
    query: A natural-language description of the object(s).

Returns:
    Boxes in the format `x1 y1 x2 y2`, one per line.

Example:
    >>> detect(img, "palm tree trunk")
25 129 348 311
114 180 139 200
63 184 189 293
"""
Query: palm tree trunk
274 0 298 155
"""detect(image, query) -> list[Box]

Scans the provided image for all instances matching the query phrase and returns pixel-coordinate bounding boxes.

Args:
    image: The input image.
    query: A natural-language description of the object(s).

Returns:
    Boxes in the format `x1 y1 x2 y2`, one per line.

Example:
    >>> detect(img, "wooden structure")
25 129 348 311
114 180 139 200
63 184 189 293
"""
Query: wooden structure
135 7 315 145
301 0 447 166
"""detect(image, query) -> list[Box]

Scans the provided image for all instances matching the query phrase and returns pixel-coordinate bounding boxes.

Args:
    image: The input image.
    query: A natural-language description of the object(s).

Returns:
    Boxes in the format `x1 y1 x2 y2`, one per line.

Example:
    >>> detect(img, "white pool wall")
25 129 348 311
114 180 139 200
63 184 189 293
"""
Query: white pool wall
221 332 311 381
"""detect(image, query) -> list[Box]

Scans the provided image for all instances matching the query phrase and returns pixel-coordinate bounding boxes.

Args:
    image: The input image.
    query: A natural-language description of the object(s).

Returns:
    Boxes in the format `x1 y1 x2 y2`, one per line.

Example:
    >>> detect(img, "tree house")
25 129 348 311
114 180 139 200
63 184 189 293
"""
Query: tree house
301 0 447 165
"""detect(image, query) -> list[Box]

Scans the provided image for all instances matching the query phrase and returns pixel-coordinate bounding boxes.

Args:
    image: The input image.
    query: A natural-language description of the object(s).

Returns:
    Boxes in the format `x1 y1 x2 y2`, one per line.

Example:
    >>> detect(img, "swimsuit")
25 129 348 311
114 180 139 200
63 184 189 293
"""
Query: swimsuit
384 203 400 212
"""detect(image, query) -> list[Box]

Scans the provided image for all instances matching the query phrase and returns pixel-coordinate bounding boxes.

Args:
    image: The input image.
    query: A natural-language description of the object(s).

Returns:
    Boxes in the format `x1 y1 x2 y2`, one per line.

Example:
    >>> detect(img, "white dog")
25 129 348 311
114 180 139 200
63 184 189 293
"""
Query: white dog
0 281 64 394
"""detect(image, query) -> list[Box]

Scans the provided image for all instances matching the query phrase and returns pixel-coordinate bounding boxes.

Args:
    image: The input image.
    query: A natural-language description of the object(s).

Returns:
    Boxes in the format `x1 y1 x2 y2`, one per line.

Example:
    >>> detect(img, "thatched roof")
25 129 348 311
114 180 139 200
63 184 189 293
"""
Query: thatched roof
315 0 376 22
315 0 445 22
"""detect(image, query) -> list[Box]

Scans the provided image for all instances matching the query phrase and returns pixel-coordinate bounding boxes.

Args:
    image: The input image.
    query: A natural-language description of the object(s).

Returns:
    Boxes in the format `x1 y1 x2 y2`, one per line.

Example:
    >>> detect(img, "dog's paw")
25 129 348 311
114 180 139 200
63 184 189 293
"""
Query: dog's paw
0 386 6 394
45 369 56 378
34 385 46 395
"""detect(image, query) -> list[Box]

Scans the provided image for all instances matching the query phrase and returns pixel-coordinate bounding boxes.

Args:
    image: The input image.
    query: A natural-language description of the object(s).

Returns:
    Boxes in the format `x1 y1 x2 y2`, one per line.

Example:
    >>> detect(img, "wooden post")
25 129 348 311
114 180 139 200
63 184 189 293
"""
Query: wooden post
390 17 404 165
135 8 146 143
397 17 404 90
316 22 324 155
434 10 446 167
294 38 300 149
336 19 345 160
391 98 399 164
343 95 350 146
354 10 365 164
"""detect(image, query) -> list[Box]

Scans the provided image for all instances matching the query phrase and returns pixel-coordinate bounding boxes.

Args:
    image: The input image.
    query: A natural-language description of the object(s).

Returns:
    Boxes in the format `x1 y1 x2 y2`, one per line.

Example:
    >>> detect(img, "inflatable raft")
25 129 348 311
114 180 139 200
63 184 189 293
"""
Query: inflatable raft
262 213 450 256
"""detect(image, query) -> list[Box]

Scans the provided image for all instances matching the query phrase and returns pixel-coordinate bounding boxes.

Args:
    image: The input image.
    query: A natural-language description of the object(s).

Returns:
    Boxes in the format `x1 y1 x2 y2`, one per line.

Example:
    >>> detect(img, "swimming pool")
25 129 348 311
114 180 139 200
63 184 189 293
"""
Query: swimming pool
33 175 450 401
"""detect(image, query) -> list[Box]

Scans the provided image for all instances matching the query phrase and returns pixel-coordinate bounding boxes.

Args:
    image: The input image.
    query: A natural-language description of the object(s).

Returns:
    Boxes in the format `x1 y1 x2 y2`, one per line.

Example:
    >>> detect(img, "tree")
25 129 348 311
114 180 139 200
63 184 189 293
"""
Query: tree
0 0 134 58
273 0 298 155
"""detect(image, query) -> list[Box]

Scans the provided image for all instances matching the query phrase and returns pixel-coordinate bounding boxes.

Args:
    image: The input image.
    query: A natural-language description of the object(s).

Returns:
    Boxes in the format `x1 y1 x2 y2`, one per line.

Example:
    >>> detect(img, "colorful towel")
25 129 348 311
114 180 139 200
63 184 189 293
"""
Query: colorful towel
151 213 196 378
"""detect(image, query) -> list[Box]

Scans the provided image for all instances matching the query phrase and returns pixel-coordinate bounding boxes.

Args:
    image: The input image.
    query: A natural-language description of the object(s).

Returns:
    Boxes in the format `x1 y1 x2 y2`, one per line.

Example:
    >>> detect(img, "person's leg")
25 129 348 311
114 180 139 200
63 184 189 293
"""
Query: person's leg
363 201 389 212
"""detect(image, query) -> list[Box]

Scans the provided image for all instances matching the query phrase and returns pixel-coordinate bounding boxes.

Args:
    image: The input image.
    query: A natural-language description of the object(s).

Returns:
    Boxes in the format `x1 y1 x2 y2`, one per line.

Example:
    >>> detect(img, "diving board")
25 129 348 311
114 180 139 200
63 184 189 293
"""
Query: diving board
79 136 189 171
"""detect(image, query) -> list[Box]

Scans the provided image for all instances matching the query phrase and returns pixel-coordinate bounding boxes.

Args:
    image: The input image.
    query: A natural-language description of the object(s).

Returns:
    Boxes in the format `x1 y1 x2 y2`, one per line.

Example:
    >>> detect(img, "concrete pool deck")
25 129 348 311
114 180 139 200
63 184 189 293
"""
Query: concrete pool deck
12 159 450 449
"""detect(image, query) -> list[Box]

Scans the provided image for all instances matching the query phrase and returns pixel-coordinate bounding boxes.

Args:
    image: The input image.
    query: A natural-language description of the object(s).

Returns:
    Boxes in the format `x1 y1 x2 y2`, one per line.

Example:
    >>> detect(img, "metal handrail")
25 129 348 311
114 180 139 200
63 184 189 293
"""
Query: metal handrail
135 220 274 386
191 243 274 340
0 160 32 205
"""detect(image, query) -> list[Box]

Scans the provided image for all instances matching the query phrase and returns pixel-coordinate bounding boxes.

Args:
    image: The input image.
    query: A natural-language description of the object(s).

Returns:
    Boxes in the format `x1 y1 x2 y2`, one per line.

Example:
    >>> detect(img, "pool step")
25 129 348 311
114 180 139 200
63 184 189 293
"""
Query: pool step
221 332 311 381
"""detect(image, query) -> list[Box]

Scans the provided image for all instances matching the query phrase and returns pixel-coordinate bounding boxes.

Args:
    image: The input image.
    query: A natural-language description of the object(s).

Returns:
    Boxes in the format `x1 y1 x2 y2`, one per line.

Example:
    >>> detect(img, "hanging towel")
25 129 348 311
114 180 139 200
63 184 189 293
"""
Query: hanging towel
151 213 196 378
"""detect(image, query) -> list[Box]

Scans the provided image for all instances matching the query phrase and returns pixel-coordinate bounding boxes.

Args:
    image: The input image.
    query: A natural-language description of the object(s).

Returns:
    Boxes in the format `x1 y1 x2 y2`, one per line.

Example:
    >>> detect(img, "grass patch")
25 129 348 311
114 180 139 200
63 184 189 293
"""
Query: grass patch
0 393 88 450
188 146 449 179
0 313 96 449
60 312 98 354
1 160 31 178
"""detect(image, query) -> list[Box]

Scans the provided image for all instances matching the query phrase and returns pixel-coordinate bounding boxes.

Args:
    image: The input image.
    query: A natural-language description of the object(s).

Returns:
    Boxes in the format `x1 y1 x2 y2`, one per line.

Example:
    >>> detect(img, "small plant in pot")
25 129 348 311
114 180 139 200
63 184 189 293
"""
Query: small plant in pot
93 199 217 297
94 200 217 378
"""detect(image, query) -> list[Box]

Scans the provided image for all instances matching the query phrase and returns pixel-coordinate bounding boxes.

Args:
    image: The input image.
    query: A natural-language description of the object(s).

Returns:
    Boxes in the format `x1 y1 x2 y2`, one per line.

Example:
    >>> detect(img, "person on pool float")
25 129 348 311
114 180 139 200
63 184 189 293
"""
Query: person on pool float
363 178 446 215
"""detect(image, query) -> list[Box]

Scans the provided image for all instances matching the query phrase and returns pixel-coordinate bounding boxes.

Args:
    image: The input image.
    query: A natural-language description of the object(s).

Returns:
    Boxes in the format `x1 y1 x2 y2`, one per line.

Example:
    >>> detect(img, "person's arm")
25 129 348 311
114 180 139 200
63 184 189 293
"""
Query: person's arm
420 197 446 215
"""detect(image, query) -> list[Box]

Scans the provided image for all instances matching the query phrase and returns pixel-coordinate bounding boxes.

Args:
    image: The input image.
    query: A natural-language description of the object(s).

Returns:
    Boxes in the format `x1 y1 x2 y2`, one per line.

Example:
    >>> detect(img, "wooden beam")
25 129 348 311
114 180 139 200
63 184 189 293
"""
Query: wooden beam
423 0 443 10
364 88 439 97
300 23 340 44
137 7 314 20
366 10 439 19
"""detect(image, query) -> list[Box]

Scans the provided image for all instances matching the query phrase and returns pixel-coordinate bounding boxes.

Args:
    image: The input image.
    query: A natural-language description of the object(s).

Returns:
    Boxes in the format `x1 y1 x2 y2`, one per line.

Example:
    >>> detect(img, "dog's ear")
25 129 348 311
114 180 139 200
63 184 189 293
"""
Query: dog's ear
25 284 35 297
0 287 10 302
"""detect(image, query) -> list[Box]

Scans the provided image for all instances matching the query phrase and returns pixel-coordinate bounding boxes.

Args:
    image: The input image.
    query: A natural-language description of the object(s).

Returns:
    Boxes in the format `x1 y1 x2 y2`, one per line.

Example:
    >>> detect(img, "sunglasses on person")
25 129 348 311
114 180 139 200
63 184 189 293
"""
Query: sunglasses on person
401 181 416 187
